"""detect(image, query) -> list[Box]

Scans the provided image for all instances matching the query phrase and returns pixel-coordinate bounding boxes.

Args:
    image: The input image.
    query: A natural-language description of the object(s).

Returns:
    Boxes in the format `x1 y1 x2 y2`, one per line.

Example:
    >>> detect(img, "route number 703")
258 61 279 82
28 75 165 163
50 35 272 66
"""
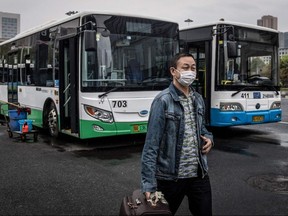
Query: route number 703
112 100 127 108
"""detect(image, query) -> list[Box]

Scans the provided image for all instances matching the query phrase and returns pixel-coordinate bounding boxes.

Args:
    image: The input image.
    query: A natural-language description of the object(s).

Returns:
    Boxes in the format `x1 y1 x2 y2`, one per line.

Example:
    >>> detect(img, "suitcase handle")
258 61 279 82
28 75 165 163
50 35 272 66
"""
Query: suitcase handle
127 202 138 209
147 191 168 206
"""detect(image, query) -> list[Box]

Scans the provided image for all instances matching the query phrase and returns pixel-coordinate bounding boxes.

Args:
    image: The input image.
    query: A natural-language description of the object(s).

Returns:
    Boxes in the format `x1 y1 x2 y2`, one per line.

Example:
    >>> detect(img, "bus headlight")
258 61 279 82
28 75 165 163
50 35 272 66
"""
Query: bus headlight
220 102 243 111
84 105 114 123
270 101 281 109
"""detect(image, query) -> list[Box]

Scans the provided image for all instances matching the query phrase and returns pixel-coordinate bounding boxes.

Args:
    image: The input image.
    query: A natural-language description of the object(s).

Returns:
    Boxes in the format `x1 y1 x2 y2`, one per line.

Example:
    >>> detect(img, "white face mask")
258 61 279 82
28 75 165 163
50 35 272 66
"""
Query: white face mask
176 70 196 86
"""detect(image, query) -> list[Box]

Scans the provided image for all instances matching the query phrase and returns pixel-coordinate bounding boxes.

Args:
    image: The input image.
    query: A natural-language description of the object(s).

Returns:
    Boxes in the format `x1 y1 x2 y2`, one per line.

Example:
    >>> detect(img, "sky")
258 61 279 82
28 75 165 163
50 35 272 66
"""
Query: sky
1 0 288 32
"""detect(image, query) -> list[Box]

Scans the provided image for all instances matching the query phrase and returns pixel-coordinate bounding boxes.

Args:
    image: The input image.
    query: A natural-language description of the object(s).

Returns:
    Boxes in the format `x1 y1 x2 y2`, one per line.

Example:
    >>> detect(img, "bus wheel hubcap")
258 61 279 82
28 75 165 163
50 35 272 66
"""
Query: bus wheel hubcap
48 109 57 133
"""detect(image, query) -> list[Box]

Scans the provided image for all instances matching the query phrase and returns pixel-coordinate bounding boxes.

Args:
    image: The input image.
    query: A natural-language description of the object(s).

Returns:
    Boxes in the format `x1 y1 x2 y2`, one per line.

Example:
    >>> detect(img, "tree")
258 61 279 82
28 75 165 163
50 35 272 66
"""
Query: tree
280 55 288 87
250 57 265 74
262 63 271 78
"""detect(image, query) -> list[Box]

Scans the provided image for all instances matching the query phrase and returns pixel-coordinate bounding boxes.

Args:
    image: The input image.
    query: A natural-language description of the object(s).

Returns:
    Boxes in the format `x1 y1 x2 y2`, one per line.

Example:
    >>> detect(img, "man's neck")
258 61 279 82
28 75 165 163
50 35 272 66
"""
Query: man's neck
173 80 190 96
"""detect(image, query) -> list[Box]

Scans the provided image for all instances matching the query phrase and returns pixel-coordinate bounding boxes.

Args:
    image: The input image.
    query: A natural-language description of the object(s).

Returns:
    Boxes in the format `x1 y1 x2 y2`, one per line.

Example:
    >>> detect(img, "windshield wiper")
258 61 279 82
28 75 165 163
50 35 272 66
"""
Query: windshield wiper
231 85 279 97
262 85 279 95
231 87 249 97
98 87 122 98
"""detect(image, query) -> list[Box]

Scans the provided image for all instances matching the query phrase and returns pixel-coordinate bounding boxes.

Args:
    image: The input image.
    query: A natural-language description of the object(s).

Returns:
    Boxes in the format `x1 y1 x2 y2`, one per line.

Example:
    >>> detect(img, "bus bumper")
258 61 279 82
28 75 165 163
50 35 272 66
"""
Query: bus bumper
210 108 282 127
79 120 147 139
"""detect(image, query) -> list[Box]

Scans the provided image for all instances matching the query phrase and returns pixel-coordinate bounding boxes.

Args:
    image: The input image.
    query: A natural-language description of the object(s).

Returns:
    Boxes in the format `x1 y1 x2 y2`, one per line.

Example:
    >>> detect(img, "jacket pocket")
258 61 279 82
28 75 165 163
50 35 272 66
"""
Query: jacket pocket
156 112 180 176
165 112 181 121
164 111 181 130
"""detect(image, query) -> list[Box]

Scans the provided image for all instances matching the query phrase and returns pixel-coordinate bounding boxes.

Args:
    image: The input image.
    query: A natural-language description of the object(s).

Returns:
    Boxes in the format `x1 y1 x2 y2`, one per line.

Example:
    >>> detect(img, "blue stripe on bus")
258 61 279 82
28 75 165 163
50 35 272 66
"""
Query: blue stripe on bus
210 108 282 127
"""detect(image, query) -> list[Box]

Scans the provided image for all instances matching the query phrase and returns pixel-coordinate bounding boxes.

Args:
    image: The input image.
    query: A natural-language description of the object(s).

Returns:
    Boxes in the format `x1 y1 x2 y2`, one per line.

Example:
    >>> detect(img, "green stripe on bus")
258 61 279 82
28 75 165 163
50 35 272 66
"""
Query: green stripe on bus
79 120 148 139
0 104 9 115
27 108 43 128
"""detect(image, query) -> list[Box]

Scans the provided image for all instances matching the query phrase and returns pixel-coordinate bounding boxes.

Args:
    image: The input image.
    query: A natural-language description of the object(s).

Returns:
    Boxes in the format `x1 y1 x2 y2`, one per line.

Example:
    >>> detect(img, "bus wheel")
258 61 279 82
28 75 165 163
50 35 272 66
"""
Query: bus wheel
47 103 59 137
8 130 13 138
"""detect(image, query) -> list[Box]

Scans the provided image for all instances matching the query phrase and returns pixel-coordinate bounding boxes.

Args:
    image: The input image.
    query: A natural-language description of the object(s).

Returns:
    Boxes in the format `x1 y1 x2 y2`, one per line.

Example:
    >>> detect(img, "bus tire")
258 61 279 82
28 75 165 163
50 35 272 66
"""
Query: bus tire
47 103 59 137
8 131 13 138
33 133 38 142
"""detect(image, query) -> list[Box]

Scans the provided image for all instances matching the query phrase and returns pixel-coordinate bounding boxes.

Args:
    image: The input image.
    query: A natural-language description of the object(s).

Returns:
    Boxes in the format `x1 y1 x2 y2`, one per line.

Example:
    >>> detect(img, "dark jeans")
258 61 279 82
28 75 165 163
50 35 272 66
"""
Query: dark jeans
157 175 212 216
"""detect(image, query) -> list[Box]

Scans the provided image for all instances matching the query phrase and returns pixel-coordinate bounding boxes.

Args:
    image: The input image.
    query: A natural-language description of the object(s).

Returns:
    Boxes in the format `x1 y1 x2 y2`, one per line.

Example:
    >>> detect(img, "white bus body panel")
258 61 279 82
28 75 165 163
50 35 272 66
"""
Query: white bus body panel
18 86 59 111
0 85 8 103
79 91 160 122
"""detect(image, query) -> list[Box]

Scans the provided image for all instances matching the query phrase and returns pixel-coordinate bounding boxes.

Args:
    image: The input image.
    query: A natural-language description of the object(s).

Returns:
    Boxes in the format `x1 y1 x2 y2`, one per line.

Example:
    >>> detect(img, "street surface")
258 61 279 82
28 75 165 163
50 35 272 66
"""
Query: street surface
0 99 287 215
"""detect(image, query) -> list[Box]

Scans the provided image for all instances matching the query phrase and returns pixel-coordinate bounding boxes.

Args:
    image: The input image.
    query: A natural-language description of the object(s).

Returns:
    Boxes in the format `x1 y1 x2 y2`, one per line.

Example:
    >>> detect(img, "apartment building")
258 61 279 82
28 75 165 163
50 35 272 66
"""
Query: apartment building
0 11 20 43
257 15 278 30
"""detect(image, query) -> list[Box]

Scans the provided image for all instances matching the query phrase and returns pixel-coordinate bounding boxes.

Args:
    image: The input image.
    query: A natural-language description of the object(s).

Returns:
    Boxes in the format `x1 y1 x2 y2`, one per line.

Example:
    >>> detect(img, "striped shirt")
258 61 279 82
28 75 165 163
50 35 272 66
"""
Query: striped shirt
178 91 199 178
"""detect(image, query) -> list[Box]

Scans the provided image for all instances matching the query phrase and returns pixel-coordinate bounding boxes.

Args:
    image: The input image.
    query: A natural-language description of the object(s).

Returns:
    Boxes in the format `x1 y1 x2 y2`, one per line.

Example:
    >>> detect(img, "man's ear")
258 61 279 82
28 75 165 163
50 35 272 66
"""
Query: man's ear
170 67 176 76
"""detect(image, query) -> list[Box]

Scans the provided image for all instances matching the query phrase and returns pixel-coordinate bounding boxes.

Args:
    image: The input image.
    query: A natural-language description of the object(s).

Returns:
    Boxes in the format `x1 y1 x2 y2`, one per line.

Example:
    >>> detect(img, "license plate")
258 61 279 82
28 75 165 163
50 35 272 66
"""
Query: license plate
252 115 264 122
132 124 147 132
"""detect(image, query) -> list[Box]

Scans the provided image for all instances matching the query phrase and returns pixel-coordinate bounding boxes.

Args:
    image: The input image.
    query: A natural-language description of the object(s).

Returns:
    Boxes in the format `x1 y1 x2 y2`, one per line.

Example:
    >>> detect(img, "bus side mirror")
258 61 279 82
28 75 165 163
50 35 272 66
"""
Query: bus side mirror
101 29 110 37
227 41 239 58
84 30 96 52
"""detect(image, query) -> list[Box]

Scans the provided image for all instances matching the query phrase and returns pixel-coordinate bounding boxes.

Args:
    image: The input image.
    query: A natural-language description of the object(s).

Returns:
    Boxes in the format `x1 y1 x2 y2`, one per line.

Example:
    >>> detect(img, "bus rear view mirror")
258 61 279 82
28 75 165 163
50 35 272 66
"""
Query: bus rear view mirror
101 29 110 37
227 41 239 58
84 30 96 52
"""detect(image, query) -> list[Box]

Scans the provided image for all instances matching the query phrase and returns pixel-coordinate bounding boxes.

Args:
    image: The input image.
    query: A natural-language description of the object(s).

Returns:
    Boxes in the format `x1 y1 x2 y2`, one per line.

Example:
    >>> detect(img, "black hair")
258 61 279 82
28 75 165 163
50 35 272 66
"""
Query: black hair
169 53 195 68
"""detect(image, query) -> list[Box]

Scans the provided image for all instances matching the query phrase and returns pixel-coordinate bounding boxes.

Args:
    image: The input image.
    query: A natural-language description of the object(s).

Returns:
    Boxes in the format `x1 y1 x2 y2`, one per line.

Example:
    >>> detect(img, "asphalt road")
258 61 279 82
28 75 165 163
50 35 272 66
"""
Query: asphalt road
0 99 287 215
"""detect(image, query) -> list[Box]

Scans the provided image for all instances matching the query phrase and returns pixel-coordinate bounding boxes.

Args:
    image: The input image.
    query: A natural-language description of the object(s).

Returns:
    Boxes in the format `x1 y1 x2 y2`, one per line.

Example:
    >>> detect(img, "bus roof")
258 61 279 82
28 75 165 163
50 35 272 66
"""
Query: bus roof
0 11 177 46
180 20 279 34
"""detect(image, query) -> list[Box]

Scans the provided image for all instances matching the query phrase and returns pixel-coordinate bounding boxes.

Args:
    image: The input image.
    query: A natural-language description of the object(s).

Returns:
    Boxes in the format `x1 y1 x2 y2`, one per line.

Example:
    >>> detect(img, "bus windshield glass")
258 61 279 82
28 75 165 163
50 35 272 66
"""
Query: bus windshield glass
216 25 279 90
81 15 179 92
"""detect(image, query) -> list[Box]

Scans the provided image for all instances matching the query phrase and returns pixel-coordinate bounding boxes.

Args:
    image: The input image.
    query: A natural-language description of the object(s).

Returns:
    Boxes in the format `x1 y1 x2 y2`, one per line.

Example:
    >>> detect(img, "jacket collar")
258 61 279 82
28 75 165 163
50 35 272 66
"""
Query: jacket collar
169 82 195 102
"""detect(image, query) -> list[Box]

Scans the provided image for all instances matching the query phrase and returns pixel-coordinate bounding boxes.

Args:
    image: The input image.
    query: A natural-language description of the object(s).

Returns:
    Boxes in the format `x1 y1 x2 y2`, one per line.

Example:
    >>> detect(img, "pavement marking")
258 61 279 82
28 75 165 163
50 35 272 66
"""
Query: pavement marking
279 121 288 124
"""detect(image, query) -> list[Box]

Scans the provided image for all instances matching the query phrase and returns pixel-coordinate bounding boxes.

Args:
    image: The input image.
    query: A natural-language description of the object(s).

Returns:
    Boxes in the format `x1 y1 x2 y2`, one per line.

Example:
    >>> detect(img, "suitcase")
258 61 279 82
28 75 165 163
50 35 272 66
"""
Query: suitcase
119 189 172 216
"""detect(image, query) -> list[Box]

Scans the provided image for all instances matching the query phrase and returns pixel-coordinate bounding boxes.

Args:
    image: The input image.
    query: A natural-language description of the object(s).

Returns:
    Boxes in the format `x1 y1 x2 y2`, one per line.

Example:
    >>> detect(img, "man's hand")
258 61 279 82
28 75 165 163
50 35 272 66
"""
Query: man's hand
144 192 151 200
200 135 212 154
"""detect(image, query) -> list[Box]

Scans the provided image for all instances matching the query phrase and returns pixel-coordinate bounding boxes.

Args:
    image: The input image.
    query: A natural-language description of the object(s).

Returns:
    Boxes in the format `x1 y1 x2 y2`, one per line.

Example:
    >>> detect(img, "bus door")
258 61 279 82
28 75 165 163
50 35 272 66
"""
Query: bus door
58 37 79 135
184 41 212 123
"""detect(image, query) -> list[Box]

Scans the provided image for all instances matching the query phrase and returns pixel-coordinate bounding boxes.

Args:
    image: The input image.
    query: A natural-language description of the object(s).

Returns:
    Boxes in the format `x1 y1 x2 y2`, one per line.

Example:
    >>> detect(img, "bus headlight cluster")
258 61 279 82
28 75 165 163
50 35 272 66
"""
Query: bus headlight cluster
84 104 114 123
270 101 281 110
220 102 243 111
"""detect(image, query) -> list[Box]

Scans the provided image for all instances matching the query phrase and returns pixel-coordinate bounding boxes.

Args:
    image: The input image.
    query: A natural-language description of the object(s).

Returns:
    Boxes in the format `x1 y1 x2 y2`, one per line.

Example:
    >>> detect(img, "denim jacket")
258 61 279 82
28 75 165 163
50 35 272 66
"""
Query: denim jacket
141 83 214 192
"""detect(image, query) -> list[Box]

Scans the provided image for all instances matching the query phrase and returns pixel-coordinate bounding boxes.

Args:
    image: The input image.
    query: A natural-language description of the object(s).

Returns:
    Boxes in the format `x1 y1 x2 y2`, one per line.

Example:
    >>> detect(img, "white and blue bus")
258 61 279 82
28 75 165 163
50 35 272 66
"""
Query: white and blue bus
180 20 281 126
0 11 179 139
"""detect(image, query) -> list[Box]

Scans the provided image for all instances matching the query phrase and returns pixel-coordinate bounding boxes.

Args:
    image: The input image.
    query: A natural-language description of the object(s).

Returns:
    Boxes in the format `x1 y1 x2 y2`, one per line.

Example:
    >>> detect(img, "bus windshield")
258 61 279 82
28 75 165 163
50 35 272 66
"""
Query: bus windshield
216 25 279 89
81 15 178 92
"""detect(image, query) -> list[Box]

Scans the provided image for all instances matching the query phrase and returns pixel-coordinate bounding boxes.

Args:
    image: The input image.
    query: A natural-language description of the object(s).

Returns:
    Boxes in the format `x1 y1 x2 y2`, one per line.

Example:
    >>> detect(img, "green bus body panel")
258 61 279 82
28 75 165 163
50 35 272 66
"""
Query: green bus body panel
0 104 40 123
0 106 43 127
79 119 148 139
6 107 148 139
27 108 43 127
0 104 9 115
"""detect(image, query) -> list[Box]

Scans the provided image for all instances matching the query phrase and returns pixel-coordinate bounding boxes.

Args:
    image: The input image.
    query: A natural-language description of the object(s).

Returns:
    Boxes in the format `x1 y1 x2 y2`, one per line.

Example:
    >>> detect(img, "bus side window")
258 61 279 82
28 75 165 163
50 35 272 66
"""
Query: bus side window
39 68 53 86
25 55 31 85
54 68 59 87
46 68 53 86
0 64 3 83
3 60 8 83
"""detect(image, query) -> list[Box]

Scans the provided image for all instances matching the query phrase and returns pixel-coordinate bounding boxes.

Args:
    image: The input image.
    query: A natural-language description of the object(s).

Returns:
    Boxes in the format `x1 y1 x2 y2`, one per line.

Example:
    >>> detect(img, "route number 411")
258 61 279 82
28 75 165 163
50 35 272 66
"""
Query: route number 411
241 93 250 98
